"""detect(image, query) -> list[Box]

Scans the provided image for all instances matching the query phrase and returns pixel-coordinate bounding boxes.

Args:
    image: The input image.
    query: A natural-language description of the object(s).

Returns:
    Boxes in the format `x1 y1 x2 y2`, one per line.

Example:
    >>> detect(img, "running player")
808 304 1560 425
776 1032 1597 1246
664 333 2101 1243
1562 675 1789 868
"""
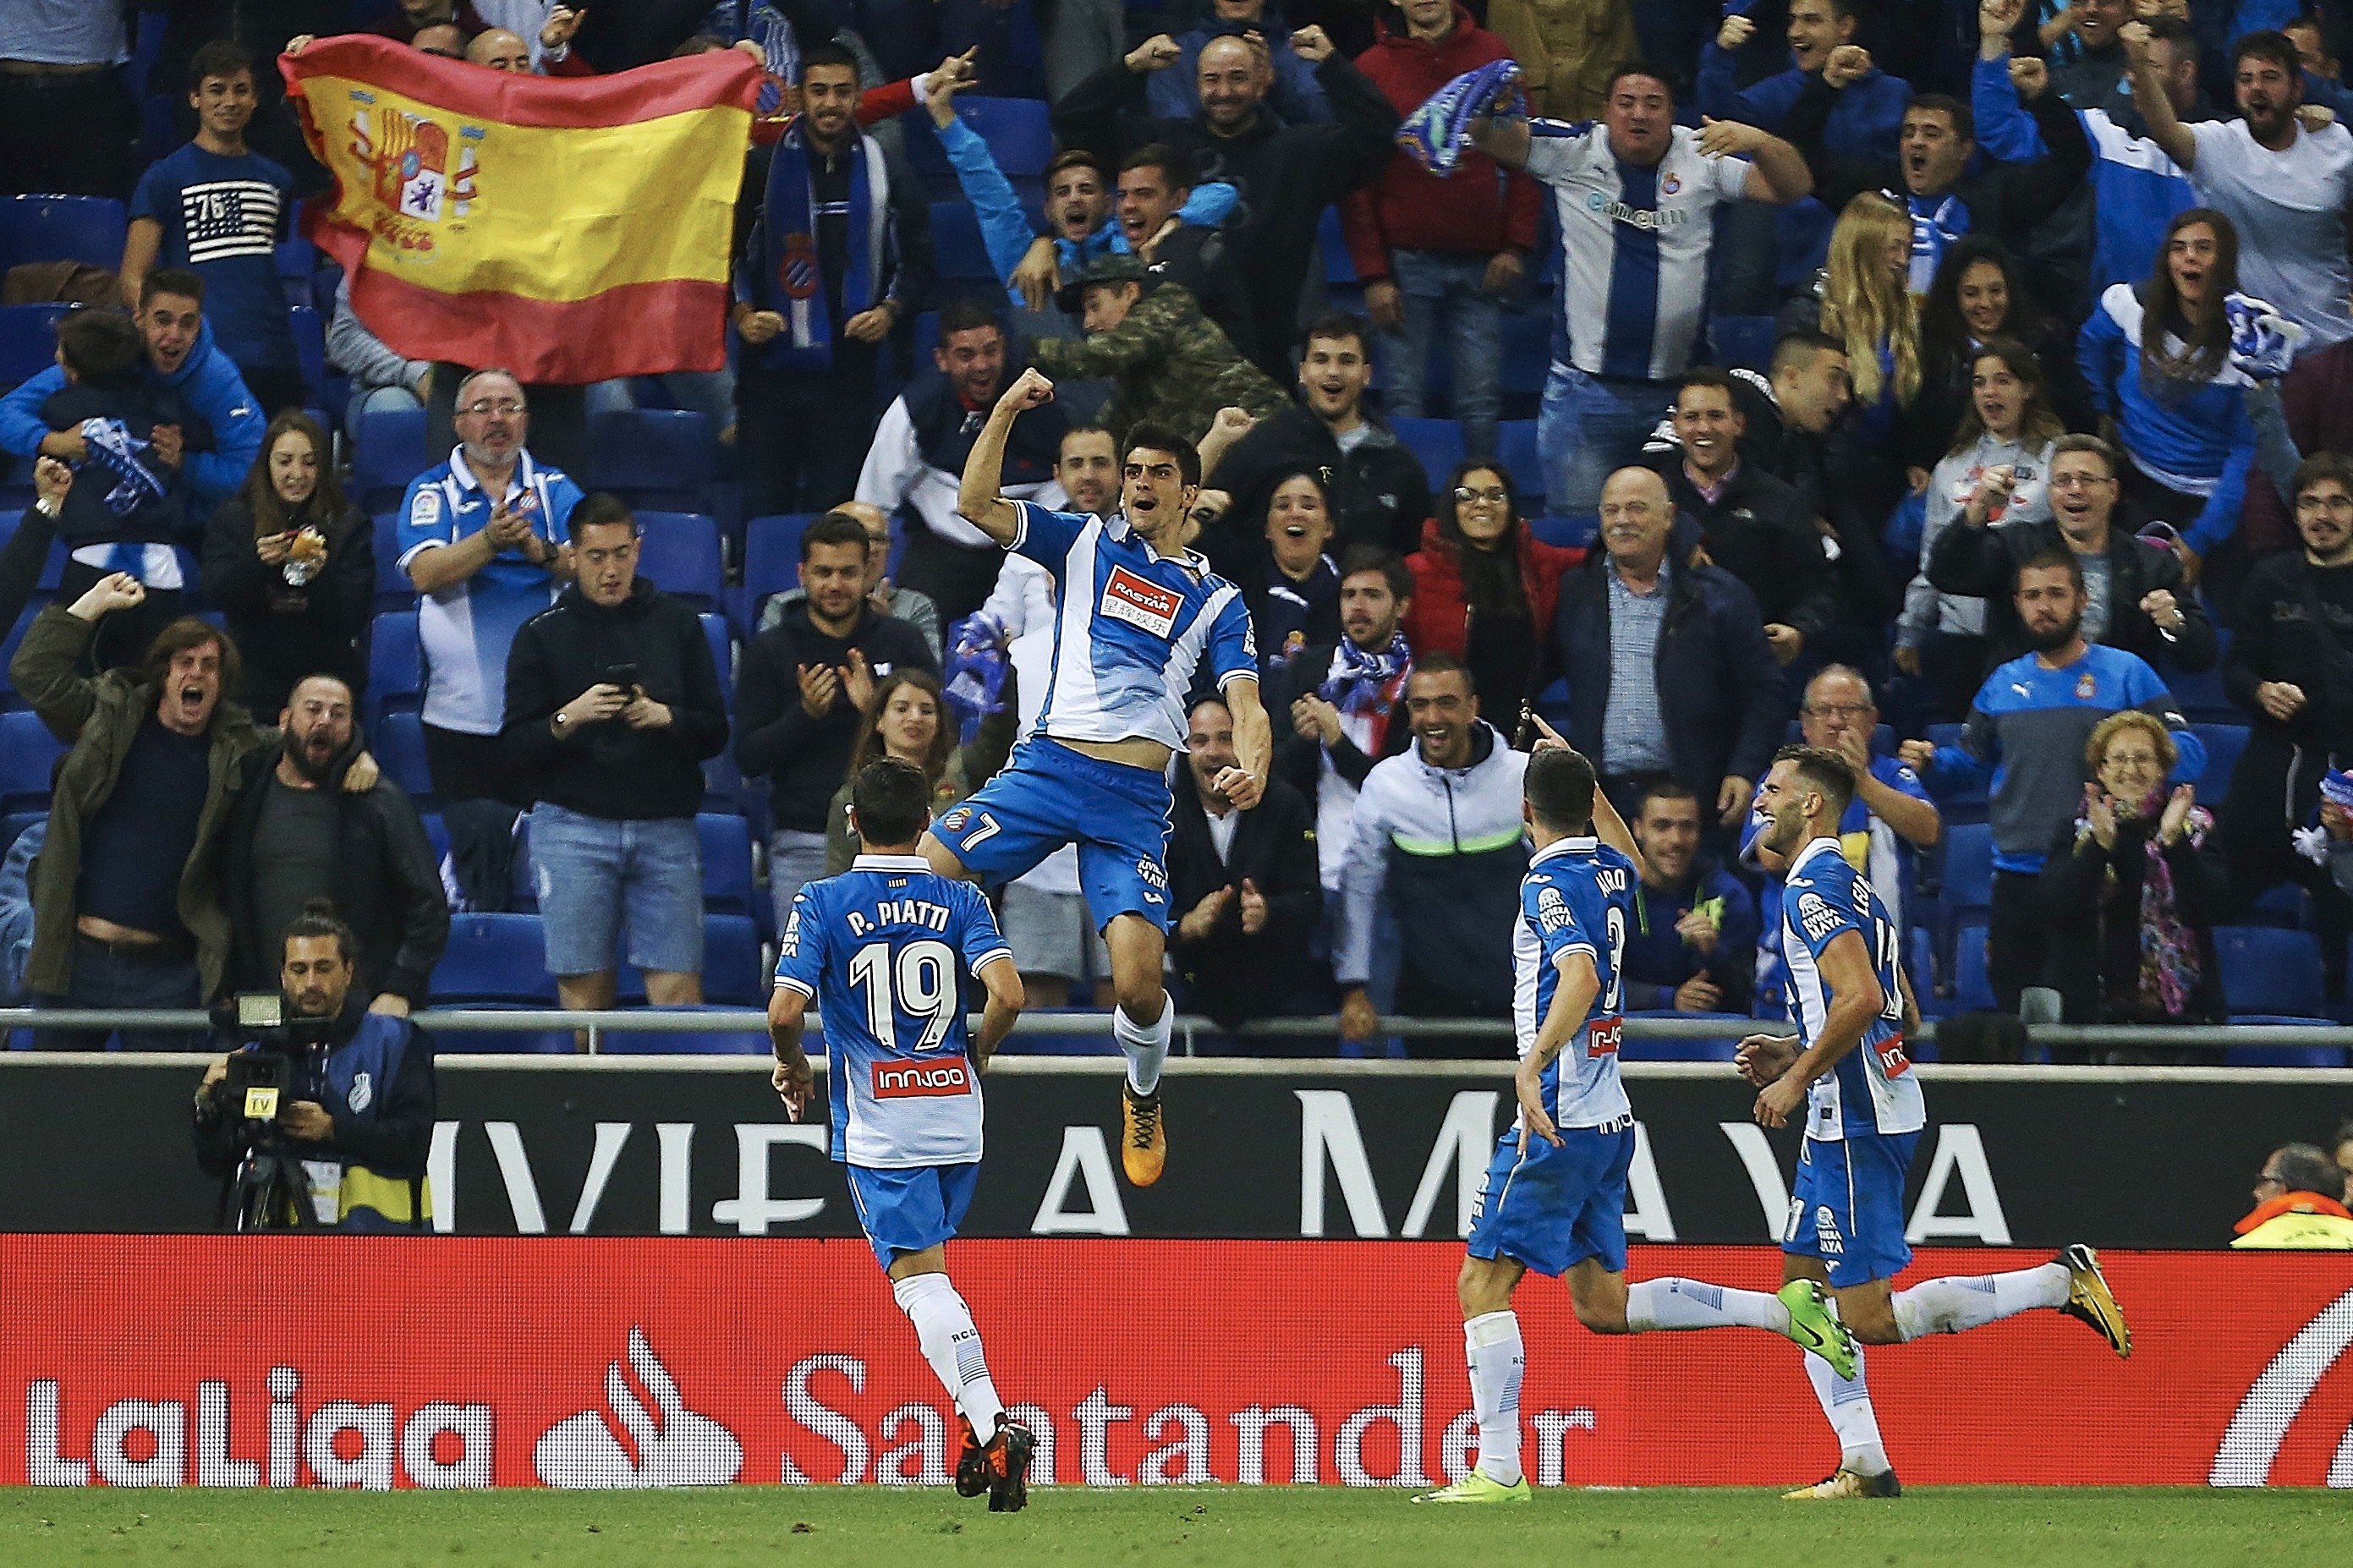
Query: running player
1416 743 1860 1505
769 758 1036 1511
1740 745 2131 1501
924 365 1271 1187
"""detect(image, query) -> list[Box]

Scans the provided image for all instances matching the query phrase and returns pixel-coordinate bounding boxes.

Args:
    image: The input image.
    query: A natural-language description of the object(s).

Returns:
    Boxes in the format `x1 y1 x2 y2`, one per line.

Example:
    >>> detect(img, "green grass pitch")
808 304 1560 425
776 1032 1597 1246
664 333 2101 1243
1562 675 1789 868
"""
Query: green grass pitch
3 1486 2347 1566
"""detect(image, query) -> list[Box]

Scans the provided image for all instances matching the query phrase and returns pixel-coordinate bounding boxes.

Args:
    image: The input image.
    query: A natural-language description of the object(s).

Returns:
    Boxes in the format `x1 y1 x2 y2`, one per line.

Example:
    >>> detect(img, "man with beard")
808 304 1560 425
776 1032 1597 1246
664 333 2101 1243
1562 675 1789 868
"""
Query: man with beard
1618 779 1758 1015
760 500 944 662
1898 552 2204 1013
2131 25 2353 354
222 675 447 1014
854 299 1066 632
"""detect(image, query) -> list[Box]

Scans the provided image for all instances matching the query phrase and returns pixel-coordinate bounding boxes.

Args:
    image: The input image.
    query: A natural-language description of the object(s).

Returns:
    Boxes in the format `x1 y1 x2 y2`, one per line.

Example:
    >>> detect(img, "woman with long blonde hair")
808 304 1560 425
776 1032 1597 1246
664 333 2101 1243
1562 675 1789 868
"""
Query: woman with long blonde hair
1814 193 1922 428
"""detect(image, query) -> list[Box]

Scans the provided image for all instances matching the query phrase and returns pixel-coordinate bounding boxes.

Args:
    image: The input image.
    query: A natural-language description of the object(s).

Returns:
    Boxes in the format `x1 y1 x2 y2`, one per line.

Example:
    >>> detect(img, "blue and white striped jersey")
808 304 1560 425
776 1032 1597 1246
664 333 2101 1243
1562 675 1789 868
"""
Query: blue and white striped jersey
1007 500 1258 751
1523 122 1752 382
1781 837 1925 1142
1513 836 1637 1129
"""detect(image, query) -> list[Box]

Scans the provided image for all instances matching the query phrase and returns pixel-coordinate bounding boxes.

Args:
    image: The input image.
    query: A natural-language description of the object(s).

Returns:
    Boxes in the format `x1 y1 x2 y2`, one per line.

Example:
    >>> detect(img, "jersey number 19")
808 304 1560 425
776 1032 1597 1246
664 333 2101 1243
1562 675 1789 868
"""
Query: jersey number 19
848 939 958 1051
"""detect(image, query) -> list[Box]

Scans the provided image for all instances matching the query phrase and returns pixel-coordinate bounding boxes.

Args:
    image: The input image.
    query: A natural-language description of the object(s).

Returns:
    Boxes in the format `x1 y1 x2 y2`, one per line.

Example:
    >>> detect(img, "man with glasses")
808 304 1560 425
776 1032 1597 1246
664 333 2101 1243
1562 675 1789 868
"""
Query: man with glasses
399 369 583 906
2233 1143 2353 1248
1743 666 1940 1017
1926 433 2214 674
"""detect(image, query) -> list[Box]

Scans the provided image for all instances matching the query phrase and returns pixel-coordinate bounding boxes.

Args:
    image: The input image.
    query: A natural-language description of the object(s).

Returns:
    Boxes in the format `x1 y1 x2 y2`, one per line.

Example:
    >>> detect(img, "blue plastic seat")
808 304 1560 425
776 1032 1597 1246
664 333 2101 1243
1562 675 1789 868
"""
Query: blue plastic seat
599 1004 767 1055
2215 925 2328 1020
930 200 996 285
1710 315 1777 371
367 610 420 731
0 710 65 813
289 303 325 408
0 303 69 390
633 512 724 611
1938 821 1994 914
2223 1042 2349 1067
699 612 733 704
373 710 433 804
1531 513 1597 551
431 913 555 1003
372 512 415 609
0 195 127 271
1496 419 1544 511
354 407 429 511
2190 723 2248 795
1390 415 1467 493
617 914 764 1006
1319 206 1356 285
698 812 756 914
957 95 1054 175
583 408 716 507
1952 922 1994 1012
741 513 818 635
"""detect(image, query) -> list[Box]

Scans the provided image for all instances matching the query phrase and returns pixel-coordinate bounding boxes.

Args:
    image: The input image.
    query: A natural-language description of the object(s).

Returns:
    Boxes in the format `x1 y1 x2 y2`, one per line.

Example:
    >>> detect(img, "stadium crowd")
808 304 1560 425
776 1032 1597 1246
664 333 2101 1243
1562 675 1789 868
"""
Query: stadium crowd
7 0 2353 1061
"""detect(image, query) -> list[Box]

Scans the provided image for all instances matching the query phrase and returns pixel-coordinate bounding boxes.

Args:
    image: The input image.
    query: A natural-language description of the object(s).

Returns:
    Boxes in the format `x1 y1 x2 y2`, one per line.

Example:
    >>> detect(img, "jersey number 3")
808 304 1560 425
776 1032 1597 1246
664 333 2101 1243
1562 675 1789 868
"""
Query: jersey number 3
848 939 958 1052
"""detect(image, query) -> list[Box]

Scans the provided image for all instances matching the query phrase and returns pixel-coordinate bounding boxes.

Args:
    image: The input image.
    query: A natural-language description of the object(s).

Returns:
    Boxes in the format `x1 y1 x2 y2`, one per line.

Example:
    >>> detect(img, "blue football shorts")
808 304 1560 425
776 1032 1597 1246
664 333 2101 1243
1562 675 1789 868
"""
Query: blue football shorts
931 737 1175 934
844 1161 981 1270
1464 1117 1636 1277
1781 1131 1921 1289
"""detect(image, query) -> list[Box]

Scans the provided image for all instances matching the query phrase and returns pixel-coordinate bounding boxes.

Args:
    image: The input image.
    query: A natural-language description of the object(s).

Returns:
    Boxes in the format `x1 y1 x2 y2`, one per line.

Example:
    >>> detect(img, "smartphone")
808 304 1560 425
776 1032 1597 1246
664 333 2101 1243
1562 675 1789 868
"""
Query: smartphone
606 662 639 692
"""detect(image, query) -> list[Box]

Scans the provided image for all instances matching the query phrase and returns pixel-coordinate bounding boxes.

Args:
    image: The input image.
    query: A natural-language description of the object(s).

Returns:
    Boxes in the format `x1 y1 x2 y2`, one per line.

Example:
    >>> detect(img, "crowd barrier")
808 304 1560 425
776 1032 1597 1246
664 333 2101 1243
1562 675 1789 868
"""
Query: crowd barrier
4 1236 2349 1489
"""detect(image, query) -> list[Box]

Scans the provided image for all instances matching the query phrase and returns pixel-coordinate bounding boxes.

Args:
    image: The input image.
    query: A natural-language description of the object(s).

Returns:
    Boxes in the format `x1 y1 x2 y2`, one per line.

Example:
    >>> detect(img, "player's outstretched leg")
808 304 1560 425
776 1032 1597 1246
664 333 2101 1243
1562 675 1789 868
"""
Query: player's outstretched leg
1615 1275 1859 1380
1884 1246 2129 1356
1416 1256 1533 1504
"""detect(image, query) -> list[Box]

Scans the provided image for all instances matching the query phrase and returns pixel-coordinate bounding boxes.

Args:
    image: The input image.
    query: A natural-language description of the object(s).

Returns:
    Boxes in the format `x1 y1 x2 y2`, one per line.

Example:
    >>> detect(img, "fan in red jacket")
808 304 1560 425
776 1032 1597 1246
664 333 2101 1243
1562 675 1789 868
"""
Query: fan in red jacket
1403 461 1583 715
1338 0 1542 460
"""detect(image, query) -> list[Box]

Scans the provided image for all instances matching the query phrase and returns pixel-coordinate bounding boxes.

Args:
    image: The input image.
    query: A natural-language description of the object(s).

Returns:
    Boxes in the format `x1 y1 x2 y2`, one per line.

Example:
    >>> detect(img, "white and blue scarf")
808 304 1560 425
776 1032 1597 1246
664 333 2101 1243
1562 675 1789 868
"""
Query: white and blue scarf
759 119 890 372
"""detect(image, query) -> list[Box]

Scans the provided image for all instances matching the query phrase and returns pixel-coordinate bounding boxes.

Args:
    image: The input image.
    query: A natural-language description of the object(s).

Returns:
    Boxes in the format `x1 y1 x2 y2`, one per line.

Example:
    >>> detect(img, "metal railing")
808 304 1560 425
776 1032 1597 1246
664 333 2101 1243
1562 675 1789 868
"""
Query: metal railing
0 1006 2348 1058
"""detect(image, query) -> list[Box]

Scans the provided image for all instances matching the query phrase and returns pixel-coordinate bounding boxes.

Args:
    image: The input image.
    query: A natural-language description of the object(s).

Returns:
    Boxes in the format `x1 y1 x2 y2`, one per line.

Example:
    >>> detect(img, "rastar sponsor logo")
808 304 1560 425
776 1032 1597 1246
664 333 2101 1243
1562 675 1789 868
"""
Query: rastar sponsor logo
1100 567 1181 639
873 1061 974 1099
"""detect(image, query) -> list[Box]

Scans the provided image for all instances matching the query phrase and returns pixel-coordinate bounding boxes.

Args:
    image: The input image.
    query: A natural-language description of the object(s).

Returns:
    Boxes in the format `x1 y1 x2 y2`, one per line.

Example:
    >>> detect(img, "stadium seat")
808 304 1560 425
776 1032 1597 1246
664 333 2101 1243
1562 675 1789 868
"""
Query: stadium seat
368 611 421 732
583 408 716 508
2167 650 2235 724
431 913 556 1003
1319 206 1356 285
740 513 818 635
1531 514 1597 551
374 710 433 804
1390 416 1467 493
2245 882 2313 929
0 710 65 813
956 95 1055 176
931 200 996 284
2215 925 2328 1020
373 512 415 609
0 195 127 271
1952 922 1994 1012
633 512 724 611
698 811 756 914
1710 315 1776 372
2190 723 2248 793
2223 1042 2348 1068
1497 420 1544 510
1937 821 1994 914
616 914 764 1006
0 303 69 390
289 303 325 407
354 407 429 511
699 611 733 704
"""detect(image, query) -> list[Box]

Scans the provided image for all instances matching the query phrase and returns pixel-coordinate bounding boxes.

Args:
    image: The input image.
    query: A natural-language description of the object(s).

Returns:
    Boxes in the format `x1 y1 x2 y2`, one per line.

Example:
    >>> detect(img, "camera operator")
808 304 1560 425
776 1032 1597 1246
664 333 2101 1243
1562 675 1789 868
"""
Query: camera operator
192 902 437 1230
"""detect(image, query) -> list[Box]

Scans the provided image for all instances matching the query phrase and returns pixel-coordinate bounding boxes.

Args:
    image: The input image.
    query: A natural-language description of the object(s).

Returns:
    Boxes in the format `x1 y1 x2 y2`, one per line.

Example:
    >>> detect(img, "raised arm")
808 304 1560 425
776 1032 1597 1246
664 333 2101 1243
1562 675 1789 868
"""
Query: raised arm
1698 116 1814 204
2122 19 2197 170
957 368 1056 546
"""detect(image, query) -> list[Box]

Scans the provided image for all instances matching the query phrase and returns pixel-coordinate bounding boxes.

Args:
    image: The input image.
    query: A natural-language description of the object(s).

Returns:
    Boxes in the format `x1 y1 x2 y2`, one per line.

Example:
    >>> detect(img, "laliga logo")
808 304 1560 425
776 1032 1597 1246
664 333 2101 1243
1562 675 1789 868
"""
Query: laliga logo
535 1328 743 1488
2211 1287 2353 1487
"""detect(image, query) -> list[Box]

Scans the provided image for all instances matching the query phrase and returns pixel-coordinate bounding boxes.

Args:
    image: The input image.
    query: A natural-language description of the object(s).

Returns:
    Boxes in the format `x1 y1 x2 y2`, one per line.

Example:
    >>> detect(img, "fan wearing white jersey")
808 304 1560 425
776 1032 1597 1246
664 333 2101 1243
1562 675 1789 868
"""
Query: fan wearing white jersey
1740 745 2132 1501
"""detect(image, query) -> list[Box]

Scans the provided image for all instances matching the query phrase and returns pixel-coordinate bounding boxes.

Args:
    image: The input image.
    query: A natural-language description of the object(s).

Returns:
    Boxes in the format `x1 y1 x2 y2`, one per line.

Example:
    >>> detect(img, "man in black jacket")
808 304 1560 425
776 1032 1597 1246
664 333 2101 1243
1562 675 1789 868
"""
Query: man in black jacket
224 675 448 1013
1201 311 1432 576
1117 144 1260 367
1927 434 2215 674
1053 26 1398 375
735 511 939 925
1650 368 1836 669
1166 694 1323 1036
502 496 729 1013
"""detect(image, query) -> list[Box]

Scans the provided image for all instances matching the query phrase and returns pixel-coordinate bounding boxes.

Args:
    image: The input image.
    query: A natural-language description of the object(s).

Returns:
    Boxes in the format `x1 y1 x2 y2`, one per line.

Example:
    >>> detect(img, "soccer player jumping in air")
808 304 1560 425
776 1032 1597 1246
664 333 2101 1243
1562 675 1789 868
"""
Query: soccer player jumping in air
924 366 1271 1187
1417 739 1860 1505
1741 746 2131 1501
771 759 1036 1510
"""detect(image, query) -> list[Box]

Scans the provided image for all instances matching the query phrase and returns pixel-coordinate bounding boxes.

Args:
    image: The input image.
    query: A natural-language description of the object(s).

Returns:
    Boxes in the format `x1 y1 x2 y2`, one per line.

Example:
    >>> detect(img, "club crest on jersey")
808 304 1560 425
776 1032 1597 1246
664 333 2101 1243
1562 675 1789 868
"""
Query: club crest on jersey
1536 885 1571 932
2076 672 2098 699
1100 566 1181 639
779 906 802 958
1795 891 1841 942
939 806 972 836
1814 1204 1845 1254
872 1059 974 1099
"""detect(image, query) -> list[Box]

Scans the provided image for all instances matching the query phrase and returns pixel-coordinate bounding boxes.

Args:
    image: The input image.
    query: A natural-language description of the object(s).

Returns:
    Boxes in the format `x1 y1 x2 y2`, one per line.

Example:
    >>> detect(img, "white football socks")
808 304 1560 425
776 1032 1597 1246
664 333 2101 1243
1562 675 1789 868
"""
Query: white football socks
892 1272 1006 1434
1464 1310 1525 1486
1890 1263 2069 1341
1112 992 1172 1096
1625 1277 1791 1335
1802 1306 1891 1478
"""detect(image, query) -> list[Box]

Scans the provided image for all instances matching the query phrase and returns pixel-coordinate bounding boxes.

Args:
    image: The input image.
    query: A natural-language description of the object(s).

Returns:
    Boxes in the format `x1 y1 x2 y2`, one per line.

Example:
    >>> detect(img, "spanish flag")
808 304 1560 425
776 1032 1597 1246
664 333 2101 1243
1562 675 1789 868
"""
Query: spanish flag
284 37 761 383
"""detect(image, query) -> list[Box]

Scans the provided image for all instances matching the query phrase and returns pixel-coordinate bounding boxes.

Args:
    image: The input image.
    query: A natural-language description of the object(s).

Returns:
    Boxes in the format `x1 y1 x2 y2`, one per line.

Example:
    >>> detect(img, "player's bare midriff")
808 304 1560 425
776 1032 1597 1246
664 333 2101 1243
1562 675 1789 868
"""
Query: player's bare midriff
1058 736 1173 772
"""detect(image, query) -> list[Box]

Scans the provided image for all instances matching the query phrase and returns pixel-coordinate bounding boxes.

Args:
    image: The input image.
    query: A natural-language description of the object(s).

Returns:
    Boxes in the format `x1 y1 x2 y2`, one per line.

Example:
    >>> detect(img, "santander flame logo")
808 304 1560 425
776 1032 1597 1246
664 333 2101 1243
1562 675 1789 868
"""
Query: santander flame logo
534 1328 743 1489
2211 1287 2353 1488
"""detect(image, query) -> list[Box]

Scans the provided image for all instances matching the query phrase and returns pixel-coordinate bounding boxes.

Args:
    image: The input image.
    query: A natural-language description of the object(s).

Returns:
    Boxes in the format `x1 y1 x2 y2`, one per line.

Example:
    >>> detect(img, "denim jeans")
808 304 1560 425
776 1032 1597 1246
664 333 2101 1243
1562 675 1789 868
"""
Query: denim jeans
33 936 204 1051
1379 249 1506 462
1536 364 1676 515
529 804 704 977
768 830 831 940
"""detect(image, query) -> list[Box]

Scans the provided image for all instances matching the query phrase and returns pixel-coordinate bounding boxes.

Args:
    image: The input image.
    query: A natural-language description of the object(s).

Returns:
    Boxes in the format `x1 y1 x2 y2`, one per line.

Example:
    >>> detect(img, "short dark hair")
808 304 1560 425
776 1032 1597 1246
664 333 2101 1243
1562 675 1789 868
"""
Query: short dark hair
189 40 255 90
802 510 870 560
1604 62 1676 102
2049 433 2119 477
1676 365 1740 403
138 618 242 719
1407 650 1474 696
572 492 639 539
2015 546 2087 594
2270 1143 2344 1198
1635 777 1702 818
140 267 204 308
1303 310 1372 361
1526 746 1597 833
1336 544 1412 603
1771 328 1846 377
2235 27 2304 80
283 897 358 968
2292 451 2353 502
1046 147 1110 184
1123 421 1200 489
935 297 1003 340
1061 424 1114 458
799 41 859 78
56 309 142 383
1774 743 1857 820
1119 142 1196 191
2144 14 2197 54
850 758 930 847
1907 92 1974 144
